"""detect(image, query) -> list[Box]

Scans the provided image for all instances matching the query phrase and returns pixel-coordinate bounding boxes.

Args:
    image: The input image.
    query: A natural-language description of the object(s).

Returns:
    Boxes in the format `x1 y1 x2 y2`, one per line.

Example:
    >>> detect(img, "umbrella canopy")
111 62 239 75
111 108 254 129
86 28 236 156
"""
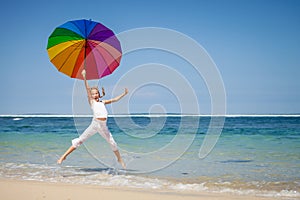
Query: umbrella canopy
47 19 122 80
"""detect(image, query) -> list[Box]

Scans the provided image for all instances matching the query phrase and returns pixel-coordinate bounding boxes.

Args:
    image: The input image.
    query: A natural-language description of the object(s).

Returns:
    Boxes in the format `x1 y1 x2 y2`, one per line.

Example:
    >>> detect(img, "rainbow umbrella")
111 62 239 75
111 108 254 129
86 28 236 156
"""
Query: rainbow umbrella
47 19 122 80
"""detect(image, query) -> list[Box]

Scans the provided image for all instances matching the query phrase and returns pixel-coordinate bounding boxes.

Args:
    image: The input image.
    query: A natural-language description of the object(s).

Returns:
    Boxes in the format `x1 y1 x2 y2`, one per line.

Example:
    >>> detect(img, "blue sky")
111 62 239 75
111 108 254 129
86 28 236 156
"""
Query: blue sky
0 0 299 115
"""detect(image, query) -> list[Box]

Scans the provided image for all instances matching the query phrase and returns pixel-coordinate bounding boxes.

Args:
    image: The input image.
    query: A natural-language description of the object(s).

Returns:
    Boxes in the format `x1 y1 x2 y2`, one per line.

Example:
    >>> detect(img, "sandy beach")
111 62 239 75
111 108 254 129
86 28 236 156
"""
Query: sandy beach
0 178 275 200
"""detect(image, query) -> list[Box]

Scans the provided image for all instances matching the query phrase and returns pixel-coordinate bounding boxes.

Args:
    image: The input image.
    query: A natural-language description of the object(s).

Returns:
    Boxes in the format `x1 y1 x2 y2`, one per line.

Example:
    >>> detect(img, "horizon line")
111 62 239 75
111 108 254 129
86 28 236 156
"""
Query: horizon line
1 114 300 118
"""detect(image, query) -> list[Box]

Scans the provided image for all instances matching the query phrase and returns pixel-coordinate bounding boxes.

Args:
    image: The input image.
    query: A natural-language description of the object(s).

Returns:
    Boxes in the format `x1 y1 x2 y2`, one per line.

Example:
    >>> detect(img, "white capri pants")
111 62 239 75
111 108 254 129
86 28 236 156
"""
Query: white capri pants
72 118 118 151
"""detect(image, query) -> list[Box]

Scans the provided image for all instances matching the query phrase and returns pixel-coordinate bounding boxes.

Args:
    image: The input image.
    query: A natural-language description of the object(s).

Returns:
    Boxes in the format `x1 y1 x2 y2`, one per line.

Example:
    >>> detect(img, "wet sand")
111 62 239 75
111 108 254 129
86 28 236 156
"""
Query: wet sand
0 178 274 200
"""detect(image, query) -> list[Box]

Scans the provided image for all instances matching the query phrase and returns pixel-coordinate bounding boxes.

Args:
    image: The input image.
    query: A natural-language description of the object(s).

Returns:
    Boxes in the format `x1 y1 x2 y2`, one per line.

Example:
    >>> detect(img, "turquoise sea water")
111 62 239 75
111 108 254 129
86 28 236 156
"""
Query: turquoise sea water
0 115 299 198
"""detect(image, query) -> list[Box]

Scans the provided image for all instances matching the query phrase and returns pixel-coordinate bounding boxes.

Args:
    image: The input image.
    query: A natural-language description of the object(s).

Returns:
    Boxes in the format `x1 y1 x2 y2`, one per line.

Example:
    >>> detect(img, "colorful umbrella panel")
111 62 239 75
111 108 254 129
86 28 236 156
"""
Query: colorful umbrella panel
47 19 122 80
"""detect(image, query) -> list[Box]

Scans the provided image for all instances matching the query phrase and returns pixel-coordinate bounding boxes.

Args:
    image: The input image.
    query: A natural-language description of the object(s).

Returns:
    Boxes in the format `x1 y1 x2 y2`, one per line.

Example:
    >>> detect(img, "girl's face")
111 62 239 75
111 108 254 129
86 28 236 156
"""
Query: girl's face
91 89 100 99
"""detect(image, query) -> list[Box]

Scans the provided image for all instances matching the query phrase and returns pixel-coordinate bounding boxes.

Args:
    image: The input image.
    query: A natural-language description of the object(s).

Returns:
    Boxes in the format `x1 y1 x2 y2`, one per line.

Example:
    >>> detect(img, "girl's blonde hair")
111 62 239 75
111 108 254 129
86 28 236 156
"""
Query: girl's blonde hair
90 86 105 98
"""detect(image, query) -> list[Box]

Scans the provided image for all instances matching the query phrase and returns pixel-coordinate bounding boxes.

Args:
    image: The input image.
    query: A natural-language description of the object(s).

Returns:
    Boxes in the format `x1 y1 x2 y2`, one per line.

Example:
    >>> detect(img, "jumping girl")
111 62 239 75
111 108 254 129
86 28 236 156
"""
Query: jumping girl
57 69 127 169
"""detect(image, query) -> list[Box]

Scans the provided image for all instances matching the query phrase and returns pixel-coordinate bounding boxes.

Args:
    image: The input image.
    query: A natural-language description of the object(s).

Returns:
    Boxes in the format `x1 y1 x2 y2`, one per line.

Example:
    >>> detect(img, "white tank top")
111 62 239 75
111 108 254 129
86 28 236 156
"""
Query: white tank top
91 100 108 118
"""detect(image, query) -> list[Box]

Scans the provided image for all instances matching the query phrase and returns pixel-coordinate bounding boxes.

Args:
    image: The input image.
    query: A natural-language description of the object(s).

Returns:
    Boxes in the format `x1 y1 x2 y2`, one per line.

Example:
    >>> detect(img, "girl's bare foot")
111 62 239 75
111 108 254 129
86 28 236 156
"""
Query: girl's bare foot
118 159 126 169
57 146 76 165
113 150 126 169
57 157 65 164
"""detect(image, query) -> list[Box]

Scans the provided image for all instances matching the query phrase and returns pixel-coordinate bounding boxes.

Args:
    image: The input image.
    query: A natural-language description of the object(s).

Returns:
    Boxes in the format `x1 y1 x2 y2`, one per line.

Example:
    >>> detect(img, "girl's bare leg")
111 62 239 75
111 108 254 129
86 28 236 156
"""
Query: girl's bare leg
113 150 126 169
57 146 76 164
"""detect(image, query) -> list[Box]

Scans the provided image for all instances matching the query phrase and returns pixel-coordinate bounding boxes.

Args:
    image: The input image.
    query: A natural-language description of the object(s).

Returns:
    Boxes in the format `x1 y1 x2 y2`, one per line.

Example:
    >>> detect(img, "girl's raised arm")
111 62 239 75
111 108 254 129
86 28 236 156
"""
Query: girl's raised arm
103 88 128 105
82 69 92 105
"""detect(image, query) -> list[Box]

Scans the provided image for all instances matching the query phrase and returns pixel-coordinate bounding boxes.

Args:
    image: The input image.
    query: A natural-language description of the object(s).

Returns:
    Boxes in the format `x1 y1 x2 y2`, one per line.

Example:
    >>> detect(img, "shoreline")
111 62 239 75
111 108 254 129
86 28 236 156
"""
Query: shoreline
0 178 276 200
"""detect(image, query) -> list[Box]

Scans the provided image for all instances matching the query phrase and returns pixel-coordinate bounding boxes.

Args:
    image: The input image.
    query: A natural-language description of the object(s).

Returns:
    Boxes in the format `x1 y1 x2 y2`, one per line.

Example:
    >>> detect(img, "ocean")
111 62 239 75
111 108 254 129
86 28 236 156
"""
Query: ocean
0 115 299 199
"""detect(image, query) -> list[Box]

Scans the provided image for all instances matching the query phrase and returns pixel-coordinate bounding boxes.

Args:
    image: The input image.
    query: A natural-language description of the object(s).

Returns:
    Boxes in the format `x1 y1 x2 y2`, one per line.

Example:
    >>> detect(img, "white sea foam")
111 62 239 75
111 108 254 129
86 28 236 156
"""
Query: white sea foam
12 118 23 121
1 162 299 199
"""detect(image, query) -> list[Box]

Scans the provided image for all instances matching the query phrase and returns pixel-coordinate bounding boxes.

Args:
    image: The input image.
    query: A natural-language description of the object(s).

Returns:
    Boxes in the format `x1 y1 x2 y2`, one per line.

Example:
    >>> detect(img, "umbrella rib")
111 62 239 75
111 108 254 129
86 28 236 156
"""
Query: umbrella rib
101 43 121 68
72 21 86 38
93 40 121 67
101 44 121 75
53 42 84 71
89 29 114 41
87 42 108 76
